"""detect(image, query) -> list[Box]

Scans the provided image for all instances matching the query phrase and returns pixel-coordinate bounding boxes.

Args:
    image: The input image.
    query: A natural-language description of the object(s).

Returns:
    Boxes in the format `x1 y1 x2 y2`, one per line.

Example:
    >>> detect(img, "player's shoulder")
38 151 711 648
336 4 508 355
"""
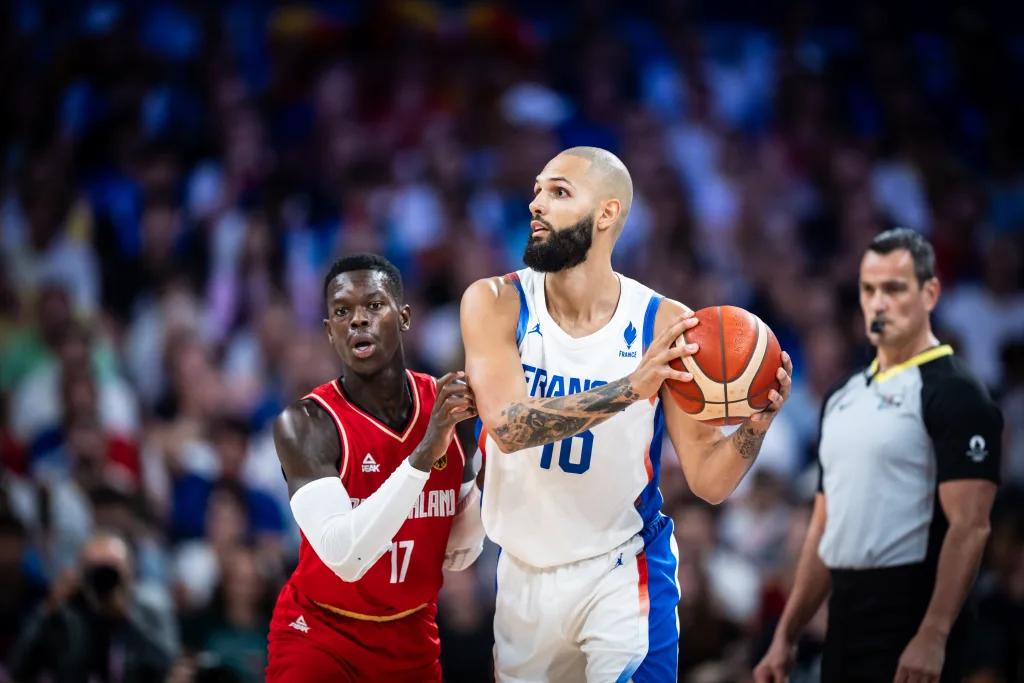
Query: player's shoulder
461 273 524 322
655 297 689 316
463 272 525 298
650 294 692 336
273 395 339 458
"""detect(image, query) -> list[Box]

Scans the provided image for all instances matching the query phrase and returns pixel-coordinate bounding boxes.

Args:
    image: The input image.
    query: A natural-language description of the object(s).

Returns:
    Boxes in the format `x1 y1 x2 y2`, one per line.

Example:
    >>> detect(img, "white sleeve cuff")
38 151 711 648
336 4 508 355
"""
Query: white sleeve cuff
444 484 484 571
289 458 430 582
401 458 432 481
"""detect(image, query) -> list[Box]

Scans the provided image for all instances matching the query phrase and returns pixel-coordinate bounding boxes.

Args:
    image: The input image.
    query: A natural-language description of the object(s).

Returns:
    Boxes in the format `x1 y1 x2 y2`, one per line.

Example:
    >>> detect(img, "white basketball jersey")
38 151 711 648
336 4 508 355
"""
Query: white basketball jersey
477 268 668 568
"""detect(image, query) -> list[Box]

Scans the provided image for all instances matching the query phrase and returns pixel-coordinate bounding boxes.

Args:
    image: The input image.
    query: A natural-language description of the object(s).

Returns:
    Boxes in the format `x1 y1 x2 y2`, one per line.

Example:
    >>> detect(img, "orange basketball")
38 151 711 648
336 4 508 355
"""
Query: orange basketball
666 305 782 426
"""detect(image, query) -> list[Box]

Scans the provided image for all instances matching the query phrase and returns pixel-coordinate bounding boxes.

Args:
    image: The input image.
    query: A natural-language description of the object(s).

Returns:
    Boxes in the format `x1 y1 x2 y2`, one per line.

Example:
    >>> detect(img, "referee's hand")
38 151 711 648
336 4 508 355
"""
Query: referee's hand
753 636 794 683
893 627 945 683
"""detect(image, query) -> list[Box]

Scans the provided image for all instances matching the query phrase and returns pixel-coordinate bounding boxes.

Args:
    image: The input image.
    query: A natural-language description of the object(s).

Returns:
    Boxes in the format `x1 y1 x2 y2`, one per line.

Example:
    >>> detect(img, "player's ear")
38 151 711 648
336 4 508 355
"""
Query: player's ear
322 317 333 341
399 304 412 332
596 198 621 234
922 276 940 312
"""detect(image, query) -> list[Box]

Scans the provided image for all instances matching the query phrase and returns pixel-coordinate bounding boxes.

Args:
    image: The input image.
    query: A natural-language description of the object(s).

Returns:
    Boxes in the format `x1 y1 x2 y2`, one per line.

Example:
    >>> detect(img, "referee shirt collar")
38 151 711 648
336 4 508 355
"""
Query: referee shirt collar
866 344 954 384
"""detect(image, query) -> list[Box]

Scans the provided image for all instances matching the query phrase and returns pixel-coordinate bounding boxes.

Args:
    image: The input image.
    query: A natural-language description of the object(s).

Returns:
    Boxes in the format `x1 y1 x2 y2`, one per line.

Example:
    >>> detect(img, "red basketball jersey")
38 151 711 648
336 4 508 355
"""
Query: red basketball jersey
287 370 466 621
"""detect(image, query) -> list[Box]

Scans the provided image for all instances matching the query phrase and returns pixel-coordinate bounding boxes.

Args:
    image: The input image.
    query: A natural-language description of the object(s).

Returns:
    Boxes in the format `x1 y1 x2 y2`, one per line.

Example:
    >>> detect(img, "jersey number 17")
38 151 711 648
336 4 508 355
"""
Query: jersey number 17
389 540 414 583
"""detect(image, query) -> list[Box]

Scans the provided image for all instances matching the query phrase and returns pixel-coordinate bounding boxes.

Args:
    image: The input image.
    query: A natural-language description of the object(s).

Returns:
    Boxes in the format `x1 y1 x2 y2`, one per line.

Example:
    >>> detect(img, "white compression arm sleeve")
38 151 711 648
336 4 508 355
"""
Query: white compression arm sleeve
443 481 485 571
289 459 429 582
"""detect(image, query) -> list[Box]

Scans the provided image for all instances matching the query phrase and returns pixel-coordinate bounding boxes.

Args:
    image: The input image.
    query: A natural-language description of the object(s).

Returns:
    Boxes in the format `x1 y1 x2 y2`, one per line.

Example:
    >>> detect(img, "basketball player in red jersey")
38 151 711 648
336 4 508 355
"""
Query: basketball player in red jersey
265 253 484 683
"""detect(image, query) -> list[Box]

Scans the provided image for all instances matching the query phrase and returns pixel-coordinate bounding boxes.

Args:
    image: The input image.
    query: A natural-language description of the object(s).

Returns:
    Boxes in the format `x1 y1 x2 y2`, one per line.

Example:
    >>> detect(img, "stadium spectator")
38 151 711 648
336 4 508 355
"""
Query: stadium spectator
8 531 178 683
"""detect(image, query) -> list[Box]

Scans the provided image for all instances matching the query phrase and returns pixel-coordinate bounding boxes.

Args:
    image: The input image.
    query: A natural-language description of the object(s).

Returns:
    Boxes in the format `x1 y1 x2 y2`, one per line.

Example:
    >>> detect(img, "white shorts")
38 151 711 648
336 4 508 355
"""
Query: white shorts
493 515 681 683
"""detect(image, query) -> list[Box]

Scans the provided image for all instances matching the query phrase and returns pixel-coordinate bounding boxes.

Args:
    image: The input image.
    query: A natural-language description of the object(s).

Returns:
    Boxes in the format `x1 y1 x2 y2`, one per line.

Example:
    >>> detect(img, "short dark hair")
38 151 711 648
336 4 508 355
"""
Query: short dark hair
323 253 403 303
867 228 936 283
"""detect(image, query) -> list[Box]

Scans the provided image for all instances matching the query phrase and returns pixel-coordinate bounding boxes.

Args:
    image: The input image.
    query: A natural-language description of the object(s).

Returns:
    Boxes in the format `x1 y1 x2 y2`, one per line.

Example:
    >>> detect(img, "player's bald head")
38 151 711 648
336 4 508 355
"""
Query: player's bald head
557 146 633 233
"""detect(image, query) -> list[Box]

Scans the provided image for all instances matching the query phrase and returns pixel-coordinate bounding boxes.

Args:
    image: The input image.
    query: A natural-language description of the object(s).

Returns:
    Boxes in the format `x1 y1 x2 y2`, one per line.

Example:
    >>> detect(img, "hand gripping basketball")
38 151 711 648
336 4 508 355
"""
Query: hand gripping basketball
628 314 700 400
665 306 790 425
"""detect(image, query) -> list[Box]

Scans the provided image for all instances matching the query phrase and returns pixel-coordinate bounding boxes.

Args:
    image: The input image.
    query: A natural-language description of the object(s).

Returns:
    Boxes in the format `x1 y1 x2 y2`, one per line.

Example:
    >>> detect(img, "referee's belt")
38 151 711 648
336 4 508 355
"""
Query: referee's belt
313 600 427 622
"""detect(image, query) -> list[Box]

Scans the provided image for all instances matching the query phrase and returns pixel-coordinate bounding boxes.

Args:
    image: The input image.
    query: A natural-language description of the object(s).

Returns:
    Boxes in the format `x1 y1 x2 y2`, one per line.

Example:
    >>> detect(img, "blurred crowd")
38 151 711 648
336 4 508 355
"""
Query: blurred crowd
2 1 1024 681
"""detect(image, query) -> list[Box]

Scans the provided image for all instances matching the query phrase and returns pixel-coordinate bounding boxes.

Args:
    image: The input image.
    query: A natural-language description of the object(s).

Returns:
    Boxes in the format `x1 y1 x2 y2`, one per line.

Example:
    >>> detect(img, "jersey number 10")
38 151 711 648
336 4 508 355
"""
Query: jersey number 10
539 429 594 474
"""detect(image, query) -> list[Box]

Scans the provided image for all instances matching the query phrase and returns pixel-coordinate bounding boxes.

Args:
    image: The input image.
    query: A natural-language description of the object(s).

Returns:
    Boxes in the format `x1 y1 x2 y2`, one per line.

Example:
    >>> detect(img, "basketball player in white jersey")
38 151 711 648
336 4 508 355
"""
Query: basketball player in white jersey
460 147 793 682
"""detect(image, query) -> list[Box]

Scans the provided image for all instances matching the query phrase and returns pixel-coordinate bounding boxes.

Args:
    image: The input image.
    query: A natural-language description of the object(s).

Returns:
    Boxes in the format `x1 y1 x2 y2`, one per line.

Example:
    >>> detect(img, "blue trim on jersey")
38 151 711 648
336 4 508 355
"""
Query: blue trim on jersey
510 274 529 347
636 404 665 527
642 294 662 353
473 418 485 510
632 515 681 683
636 293 665 526
615 660 641 683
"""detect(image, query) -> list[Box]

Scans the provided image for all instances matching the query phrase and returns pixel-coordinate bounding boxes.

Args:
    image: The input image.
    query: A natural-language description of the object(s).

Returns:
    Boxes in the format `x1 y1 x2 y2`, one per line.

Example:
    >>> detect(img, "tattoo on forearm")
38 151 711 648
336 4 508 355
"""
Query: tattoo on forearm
493 377 640 450
732 422 766 460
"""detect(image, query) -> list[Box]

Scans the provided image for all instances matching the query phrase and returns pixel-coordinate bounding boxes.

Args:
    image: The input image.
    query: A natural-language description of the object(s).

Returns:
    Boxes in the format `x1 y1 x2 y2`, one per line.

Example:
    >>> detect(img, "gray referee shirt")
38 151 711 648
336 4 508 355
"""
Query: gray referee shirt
817 345 1002 570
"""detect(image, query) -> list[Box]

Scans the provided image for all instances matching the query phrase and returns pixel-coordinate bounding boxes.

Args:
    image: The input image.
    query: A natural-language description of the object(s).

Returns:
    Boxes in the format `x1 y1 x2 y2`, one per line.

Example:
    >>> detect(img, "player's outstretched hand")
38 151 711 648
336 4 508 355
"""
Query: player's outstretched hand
411 372 477 471
748 350 792 425
628 313 700 399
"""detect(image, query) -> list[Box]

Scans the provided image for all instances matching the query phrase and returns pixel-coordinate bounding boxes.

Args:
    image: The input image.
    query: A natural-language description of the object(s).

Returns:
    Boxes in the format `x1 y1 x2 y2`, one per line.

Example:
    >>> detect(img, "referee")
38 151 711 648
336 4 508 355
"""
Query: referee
754 228 1003 683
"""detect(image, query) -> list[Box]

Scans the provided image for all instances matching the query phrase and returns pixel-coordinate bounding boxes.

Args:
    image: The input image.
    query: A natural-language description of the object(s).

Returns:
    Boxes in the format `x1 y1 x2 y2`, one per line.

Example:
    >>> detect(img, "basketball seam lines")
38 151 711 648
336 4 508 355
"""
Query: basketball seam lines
728 315 760 383
731 317 771 409
717 306 729 422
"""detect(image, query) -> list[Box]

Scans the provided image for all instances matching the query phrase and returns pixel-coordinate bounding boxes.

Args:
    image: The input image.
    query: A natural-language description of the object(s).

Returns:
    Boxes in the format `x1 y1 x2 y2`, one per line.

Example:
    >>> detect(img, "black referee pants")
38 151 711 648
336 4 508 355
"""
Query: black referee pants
824 564 967 683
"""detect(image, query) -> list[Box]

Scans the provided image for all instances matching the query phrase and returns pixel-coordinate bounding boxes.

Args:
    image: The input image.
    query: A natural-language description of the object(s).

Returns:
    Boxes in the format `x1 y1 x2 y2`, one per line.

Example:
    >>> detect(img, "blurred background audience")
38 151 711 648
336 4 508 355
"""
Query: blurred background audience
2 1 1022 681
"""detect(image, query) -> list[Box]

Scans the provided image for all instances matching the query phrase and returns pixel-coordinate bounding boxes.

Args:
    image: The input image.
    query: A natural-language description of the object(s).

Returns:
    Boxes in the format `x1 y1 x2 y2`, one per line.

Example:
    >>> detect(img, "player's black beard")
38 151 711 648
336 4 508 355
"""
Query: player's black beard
523 215 594 272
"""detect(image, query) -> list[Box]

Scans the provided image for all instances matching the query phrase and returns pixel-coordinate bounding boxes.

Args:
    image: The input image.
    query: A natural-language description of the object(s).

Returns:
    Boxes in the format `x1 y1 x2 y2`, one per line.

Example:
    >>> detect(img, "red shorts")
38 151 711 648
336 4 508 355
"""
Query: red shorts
265 582 442 682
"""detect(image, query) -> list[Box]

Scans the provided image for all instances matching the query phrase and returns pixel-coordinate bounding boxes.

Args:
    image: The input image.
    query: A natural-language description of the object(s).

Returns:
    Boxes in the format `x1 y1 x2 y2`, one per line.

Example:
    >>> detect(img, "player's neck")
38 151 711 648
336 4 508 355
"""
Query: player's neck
875 328 940 371
543 258 619 332
340 362 412 431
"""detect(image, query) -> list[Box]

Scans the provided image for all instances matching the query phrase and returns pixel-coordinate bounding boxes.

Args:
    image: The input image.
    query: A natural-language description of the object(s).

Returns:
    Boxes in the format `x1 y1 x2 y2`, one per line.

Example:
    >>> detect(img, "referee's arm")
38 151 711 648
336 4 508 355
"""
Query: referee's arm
754 493 831 683
754 436 834 683
895 374 1002 683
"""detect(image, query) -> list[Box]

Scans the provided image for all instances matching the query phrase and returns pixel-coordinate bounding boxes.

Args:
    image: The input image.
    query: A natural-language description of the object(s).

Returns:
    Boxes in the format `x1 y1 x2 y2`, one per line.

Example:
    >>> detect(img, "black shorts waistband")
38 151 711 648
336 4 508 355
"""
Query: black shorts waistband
829 561 931 583
829 562 928 577
828 562 935 608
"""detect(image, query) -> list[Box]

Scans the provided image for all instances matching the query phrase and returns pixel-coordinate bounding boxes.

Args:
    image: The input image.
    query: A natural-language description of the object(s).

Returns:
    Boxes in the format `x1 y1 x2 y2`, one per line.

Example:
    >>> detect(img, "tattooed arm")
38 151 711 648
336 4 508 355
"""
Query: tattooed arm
657 299 794 504
460 277 696 453
491 377 642 450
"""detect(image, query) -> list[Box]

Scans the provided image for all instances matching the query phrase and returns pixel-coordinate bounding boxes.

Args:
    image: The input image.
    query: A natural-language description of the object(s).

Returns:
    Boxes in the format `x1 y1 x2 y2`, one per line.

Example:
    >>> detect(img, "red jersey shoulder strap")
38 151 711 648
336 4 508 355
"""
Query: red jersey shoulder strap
408 370 438 400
